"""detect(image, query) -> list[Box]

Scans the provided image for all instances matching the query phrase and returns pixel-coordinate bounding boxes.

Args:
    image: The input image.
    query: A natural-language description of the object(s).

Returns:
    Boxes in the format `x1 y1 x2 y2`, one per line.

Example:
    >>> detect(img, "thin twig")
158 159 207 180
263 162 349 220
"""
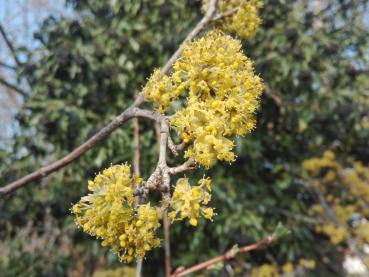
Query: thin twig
0 61 16 70
152 120 172 276
167 136 179 156
171 236 275 277
168 158 196 175
0 24 33 89
0 76 28 97
0 100 152 196
0 24 22 67
132 118 141 177
167 137 187 156
163 210 171 277
132 116 143 277
211 8 237 21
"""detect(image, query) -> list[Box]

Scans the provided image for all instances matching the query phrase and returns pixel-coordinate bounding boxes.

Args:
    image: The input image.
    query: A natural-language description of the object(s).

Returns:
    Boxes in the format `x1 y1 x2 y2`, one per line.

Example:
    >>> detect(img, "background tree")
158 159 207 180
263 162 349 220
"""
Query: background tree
0 0 368 276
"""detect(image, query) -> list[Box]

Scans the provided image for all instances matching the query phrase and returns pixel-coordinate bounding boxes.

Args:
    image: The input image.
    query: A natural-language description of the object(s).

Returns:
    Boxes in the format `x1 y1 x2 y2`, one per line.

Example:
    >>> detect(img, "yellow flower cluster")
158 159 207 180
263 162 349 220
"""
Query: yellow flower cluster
250 264 279 277
251 259 315 276
144 31 263 168
303 152 369 247
169 177 214 226
93 267 136 277
281 262 293 274
342 161 369 202
354 222 369 243
315 223 348 245
302 150 338 177
202 0 263 39
171 32 262 167
71 164 161 263
142 69 178 113
117 203 161 262
298 259 316 270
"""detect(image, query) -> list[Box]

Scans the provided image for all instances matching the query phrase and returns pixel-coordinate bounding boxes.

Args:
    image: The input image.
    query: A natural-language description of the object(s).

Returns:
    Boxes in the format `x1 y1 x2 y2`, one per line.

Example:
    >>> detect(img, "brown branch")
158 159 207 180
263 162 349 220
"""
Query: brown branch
211 8 237 21
0 61 16 70
171 236 275 277
0 99 150 196
167 136 179 156
168 158 196 175
163 210 171 277
0 24 22 67
158 119 171 276
0 76 28 97
142 118 172 276
311 185 368 268
167 137 187 156
132 118 141 177
132 116 143 277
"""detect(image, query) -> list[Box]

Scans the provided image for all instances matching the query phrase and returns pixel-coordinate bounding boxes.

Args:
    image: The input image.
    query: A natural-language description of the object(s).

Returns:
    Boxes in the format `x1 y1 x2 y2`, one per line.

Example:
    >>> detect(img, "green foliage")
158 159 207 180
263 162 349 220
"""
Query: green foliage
1 0 369 276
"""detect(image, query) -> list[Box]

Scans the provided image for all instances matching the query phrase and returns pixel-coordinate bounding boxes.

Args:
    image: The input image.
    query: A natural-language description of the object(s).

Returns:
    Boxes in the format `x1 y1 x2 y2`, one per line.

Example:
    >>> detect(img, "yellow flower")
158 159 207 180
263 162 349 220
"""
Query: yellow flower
282 262 293 274
71 164 161 263
143 32 262 168
299 259 316 269
189 218 198 226
170 31 263 167
202 0 263 39
169 177 215 226
142 69 174 112
250 264 280 277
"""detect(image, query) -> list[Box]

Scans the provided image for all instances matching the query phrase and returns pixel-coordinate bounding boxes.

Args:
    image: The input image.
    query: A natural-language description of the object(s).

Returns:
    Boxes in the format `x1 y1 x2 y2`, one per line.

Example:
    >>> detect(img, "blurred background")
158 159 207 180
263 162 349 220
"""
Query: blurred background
0 0 368 276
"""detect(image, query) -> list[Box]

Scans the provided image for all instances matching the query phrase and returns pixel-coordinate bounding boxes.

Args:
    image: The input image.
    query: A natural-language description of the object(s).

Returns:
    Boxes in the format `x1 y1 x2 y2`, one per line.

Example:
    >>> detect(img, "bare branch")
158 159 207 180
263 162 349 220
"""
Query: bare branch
0 96 144 196
163 210 171 277
167 137 187 156
132 116 143 277
132 118 141 177
0 61 16 70
211 8 237 21
167 136 179 156
0 24 22 67
0 76 28 97
168 158 196 175
171 236 275 277
174 141 187 152
142 116 172 277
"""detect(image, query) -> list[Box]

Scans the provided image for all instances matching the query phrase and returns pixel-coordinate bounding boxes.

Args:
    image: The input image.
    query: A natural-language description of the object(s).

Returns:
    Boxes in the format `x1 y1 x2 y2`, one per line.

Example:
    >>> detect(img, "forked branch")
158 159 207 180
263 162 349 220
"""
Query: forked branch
171 236 275 277
0 0 219 197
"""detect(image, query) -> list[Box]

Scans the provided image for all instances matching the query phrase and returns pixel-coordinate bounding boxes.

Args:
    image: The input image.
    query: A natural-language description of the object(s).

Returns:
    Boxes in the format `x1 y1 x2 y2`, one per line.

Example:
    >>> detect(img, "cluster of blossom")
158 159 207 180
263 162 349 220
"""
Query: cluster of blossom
142 70 176 113
303 151 369 247
144 31 263 168
73 1 264 263
71 164 161 262
202 0 263 39
93 267 136 277
250 259 316 277
169 177 214 226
